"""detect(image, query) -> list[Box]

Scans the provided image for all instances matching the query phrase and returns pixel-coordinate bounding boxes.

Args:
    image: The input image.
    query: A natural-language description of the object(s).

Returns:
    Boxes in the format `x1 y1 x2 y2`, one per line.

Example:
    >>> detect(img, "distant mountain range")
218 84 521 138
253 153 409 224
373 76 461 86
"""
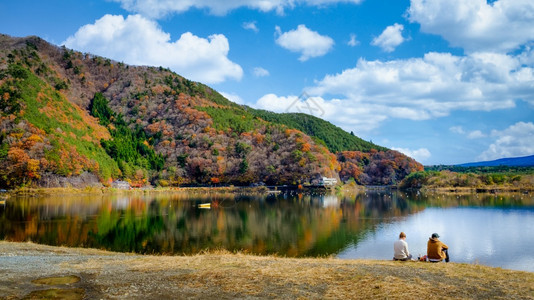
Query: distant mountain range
458 155 534 167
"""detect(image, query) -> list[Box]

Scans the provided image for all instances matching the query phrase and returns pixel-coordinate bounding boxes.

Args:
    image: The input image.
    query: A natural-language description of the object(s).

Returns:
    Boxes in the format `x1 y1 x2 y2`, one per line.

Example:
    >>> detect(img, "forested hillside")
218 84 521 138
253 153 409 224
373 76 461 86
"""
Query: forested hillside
248 109 386 153
0 34 422 188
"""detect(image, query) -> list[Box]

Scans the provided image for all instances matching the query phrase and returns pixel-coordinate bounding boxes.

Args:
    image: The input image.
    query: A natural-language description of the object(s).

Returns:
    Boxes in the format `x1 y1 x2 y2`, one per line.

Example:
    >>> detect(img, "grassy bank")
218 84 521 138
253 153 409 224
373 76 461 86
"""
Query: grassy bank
421 186 534 194
0 242 532 299
401 170 534 192
4 185 269 197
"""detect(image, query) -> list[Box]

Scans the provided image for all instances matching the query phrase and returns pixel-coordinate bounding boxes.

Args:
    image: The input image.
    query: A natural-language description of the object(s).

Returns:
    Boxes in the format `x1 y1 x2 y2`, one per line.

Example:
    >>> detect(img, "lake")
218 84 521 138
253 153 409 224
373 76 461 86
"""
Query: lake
1 190 533 272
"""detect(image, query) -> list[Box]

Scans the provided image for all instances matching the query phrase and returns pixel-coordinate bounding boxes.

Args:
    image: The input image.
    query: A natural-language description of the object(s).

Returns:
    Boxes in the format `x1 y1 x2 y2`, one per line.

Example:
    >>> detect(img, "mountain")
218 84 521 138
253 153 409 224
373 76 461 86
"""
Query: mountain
0 34 422 188
458 155 534 167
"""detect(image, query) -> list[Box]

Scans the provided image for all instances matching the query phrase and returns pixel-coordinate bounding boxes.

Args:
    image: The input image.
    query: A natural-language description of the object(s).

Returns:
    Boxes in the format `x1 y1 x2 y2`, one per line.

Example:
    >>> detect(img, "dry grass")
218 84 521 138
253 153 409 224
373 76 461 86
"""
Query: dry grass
147 255 533 299
1 242 532 299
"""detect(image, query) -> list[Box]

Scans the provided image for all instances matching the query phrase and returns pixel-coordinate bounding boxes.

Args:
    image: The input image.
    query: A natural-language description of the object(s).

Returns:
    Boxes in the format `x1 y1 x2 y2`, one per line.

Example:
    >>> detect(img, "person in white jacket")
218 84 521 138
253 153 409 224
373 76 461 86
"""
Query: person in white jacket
393 232 413 261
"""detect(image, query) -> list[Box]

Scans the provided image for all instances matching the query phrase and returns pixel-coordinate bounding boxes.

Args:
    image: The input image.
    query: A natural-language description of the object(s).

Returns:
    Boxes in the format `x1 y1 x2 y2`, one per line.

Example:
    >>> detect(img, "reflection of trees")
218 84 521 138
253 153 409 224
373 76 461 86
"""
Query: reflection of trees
138 194 347 256
0 195 102 246
92 199 165 253
0 192 532 256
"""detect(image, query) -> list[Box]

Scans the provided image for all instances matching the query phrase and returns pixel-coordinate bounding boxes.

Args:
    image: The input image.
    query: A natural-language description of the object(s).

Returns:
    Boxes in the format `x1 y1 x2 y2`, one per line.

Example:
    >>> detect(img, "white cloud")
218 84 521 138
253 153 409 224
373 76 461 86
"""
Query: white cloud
63 14 242 84
112 0 363 18
275 25 334 61
243 21 259 33
467 130 486 139
254 93 388 133
407 0 534 53
449 126 465 134
371 23 405 52
348 33 359 47
450 126 486 139
253 67 270 77
220 92 245 104
479 122 534 160
392 147 431 162
307 51 534 124
254 50 534 133
255 93 299 112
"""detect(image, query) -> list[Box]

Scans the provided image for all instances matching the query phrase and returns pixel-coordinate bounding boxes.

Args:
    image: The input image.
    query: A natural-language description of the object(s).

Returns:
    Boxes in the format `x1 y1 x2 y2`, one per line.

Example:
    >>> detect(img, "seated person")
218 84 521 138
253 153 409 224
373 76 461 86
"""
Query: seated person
427 233 449 262
393 232 413 261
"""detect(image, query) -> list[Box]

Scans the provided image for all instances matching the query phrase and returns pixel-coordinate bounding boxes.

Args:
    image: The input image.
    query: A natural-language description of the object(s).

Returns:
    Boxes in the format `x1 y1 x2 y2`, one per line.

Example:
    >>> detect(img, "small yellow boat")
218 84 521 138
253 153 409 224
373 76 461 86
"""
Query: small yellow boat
198 203 211 209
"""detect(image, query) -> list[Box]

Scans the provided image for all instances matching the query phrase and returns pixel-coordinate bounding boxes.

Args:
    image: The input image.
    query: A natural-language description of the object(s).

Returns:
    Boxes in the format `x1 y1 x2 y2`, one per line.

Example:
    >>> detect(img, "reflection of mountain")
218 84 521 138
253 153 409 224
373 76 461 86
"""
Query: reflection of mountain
1 192 531 256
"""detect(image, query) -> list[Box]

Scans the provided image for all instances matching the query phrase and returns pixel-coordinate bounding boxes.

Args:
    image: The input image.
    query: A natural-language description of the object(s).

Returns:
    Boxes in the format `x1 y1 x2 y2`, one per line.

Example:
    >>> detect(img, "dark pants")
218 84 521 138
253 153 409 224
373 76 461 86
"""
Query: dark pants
394 254 413 261
429 249 449 263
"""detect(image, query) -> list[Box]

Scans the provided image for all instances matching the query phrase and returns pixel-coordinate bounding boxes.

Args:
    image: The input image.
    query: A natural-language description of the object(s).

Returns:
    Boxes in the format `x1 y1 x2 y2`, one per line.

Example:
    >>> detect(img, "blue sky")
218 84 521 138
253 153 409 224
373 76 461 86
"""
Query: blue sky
1 0 533 165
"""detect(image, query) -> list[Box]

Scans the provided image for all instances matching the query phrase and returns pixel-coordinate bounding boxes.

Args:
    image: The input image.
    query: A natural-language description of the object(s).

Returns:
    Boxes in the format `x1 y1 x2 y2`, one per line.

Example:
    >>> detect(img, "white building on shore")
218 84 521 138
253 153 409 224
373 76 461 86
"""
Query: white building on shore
320 177 337 187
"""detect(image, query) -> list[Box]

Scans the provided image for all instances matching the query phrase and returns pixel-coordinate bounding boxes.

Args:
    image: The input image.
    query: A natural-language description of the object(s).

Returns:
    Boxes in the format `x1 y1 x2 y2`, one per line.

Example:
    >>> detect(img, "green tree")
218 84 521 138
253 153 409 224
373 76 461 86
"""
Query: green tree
91 92 115 126
239 159 248 174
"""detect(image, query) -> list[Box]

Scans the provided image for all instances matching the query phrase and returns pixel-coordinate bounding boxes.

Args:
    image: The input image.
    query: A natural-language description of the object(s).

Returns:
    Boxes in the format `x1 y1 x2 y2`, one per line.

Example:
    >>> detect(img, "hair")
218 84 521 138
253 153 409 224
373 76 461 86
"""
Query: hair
399 232 406 238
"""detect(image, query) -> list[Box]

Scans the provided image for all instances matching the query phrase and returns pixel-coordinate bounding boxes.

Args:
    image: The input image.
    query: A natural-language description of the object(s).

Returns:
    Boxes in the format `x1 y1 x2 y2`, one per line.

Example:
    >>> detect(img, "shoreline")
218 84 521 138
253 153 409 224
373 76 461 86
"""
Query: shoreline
420 186 533 194
3 184 532 197
0 241 532 299
2 186 271 197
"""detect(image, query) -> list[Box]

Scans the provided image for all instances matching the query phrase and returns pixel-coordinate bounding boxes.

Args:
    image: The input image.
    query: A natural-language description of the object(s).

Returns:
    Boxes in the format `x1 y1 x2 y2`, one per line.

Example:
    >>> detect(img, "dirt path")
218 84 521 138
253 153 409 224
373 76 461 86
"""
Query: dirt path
1 241 533 299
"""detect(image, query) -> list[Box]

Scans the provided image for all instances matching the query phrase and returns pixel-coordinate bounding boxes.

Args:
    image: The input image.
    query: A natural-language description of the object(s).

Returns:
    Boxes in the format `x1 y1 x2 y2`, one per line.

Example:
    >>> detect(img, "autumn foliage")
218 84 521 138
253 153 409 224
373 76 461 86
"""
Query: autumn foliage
0 35 423 188
337 150 423 185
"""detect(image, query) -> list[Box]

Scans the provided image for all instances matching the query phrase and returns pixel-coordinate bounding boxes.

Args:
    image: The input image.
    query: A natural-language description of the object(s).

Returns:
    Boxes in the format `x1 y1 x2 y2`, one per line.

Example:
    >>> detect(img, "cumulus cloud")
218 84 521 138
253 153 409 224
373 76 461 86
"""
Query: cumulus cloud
392 147 431 162
63 14 242 84
254 48 534 133
254 93 388 133
308 51 534 123
255 93 299 112
253 67 270 77
450 126 486 139
467 130 486 139
112 0 363 18
251 48 534 133
242 21 259 33
371 23 405 52
407 0 534 53
449 126 465 134
275 25 334 61
220 92 245 104
348 33 359 47
479 122 534 160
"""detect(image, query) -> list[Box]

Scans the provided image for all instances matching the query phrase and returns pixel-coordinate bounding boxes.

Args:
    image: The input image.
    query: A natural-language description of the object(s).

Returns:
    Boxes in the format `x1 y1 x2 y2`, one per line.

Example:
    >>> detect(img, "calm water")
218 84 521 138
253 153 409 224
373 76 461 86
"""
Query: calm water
0 191 533 272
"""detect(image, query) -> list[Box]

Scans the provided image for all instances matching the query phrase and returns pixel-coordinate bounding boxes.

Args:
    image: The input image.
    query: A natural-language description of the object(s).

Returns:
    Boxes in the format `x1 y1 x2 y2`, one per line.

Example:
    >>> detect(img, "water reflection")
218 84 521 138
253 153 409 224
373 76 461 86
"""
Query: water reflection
0 191 532 271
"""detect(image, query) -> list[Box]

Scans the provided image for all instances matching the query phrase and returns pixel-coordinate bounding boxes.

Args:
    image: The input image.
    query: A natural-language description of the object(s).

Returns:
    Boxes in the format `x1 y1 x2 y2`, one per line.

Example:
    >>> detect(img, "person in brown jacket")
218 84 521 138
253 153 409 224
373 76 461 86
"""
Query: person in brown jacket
427 233 449 262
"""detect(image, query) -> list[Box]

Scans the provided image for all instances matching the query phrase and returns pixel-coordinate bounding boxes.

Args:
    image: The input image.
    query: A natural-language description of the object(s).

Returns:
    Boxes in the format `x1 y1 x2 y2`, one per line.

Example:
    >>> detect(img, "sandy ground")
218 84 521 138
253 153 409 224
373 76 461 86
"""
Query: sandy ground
1 241 533 299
